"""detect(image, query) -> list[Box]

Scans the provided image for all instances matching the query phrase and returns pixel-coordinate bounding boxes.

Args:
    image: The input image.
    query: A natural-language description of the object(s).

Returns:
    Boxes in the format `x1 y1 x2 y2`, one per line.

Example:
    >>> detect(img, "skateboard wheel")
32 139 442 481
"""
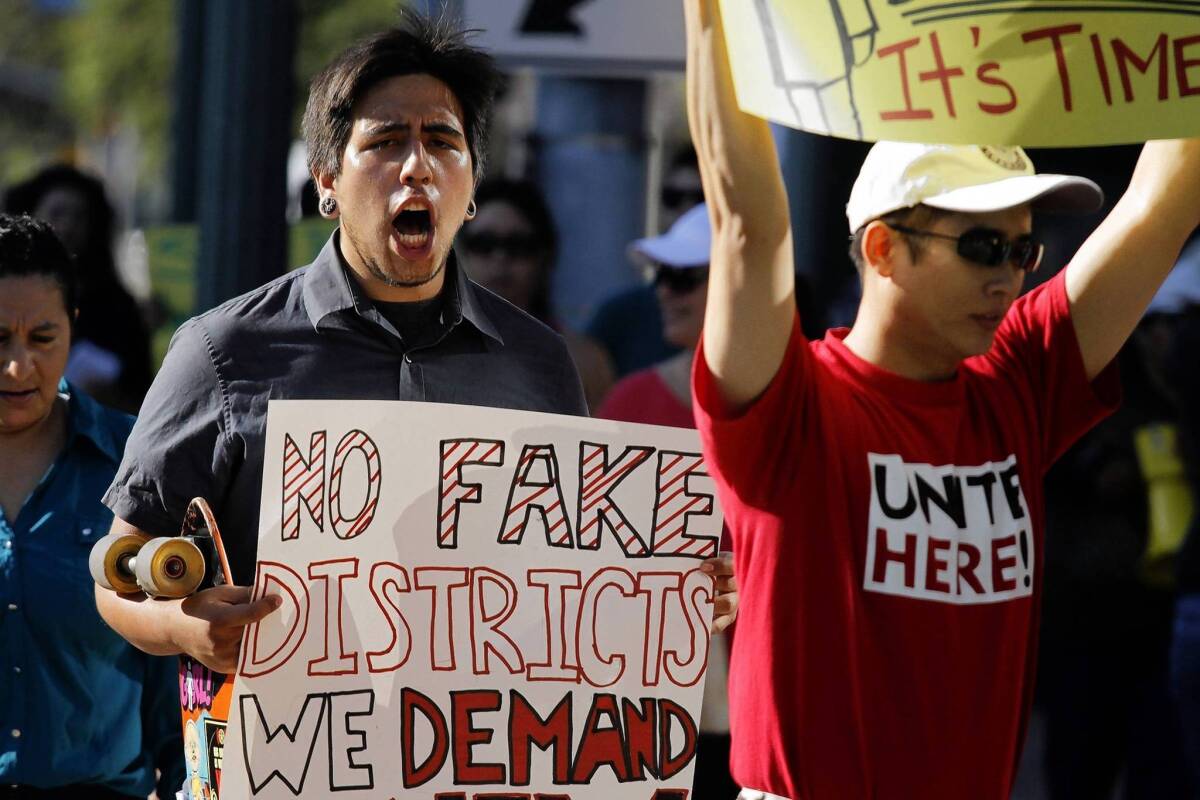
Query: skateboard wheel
135 537 206 598
89 533 149 594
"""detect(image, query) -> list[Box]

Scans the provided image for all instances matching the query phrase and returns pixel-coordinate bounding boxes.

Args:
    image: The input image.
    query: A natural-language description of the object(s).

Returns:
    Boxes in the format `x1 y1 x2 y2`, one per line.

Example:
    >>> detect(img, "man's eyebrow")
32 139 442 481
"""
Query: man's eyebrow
423 122 464 139
359 121 410 137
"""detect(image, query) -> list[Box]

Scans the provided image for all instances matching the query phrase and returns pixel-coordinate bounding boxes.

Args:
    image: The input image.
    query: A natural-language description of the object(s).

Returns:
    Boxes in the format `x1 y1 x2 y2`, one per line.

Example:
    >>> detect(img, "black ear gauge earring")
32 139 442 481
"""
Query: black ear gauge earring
466 199 477 219
320 196 338 217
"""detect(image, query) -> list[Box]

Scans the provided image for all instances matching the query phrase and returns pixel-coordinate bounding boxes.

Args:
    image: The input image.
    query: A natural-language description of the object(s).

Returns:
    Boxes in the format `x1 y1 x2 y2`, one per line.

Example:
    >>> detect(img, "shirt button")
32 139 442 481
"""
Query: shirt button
6 604 16 612
10 729 19 738
11 667 19 675
3 541 10 549
82 527 92 536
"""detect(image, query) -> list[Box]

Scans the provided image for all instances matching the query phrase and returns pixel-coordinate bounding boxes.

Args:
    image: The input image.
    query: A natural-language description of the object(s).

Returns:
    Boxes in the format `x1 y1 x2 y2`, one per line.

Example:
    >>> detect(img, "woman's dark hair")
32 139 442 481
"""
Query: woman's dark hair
303 10 501 185
471 178 558 323
4 163 119 286
0 214 80 319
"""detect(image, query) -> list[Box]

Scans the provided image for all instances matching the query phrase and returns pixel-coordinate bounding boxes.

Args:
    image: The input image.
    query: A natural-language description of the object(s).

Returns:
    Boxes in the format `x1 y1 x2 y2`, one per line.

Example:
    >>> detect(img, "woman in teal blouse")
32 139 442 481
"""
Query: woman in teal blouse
0 214 181 798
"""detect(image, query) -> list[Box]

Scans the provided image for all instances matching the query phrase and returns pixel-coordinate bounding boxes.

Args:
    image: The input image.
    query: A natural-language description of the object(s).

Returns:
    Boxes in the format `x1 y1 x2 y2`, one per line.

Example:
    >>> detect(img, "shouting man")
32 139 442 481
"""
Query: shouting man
96 13 736 680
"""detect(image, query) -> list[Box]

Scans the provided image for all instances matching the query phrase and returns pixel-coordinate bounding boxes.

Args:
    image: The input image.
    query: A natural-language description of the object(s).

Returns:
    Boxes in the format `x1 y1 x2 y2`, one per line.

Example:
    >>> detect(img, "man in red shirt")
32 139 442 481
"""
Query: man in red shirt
682 1 1200 798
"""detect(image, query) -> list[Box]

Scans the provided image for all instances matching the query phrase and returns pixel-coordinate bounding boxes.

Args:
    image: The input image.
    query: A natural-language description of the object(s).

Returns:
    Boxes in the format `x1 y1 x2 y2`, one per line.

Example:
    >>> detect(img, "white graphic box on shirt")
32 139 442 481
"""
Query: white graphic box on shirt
865 453 1033 605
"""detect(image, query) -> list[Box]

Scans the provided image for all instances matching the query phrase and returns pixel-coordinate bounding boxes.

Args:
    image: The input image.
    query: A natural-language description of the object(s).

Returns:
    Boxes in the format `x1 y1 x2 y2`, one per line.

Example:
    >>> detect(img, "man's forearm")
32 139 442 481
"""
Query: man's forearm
684 0 797 409
95 583 184 657
1066 139 1200 380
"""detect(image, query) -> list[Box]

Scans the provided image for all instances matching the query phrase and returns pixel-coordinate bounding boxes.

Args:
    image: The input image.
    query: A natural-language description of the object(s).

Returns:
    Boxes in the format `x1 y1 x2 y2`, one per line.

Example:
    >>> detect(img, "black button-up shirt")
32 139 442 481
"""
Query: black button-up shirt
104 233 586 584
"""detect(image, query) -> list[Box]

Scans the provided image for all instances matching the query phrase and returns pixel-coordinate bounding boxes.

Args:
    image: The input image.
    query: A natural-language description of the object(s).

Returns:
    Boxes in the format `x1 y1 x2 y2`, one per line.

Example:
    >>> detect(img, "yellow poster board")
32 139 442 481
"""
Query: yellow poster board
719 0 1200 145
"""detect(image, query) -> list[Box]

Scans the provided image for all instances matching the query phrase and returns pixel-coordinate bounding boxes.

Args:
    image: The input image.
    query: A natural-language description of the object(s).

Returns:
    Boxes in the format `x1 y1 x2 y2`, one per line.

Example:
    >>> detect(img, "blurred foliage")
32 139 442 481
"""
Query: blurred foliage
297 0 406 103
2 0 412 195
0 0 66 65
0 0 73 185
60 0 174 174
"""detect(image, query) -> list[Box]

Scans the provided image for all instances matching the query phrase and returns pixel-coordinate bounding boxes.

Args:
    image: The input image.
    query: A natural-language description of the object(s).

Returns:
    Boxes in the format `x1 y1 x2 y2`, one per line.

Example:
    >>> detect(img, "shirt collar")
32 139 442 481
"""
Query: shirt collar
302 230 504 345
61 380 127 463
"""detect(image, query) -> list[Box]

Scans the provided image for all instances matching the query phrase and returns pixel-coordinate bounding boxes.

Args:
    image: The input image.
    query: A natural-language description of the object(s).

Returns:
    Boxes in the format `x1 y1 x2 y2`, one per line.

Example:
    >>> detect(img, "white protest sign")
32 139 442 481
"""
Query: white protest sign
221 401 722 799
464 0 684 71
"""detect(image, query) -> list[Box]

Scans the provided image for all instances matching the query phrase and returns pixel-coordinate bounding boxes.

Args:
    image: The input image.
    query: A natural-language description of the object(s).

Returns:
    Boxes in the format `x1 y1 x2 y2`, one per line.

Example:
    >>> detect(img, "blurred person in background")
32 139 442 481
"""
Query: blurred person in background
1164 234 1200 793
1039 252 1197 798
587 146 704 377
5 165 153 413
0 214 181 799
460 177 615 409
596 203 738 800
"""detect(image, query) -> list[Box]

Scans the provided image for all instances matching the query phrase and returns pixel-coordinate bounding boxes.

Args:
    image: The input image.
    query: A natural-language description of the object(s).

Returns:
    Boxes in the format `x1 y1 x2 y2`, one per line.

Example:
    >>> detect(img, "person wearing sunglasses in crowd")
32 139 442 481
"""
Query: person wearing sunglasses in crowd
595 201 738 800
460 178 615 410
586 146 705 378
682 0 1200 798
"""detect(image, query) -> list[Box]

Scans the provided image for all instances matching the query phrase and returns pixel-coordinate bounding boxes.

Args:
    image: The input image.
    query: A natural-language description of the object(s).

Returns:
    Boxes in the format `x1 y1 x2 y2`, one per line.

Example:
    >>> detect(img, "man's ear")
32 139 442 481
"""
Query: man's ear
314 169 339 219
862 220 897 279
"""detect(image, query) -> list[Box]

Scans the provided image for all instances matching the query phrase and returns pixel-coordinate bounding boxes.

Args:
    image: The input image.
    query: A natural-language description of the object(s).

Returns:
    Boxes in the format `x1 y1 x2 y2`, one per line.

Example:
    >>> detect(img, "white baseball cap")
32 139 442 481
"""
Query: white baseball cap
630 202 711 268
846 143 1104 233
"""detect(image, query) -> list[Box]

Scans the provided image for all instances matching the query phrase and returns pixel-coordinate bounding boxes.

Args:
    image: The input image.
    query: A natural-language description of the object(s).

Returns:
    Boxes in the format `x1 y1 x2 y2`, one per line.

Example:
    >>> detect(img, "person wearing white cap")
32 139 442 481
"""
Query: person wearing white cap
598 203 713 430
597 203 740 800
681 0 1200 798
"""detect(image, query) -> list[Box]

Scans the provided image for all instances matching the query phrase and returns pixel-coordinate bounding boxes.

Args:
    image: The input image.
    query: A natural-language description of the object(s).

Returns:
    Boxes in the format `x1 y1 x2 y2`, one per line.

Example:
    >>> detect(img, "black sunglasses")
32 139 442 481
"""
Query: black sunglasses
459 231 541 259
887 224 1045 272
647 264 709 294
661 186 705 210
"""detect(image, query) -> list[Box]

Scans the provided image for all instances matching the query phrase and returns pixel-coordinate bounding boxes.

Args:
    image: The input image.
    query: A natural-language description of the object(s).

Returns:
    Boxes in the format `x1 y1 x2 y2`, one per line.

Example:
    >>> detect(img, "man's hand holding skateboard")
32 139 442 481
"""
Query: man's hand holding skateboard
174 585 281 674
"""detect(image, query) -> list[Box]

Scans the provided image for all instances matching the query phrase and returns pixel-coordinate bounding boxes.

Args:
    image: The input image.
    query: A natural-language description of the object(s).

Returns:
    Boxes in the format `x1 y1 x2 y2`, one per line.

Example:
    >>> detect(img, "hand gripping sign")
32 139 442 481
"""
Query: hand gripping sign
220 401 723 799
720 0 1200 146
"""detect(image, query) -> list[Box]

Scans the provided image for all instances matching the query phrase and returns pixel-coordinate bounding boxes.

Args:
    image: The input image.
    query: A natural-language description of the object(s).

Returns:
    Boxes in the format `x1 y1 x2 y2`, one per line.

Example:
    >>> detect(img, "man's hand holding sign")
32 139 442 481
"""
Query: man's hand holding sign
686 0 1198 798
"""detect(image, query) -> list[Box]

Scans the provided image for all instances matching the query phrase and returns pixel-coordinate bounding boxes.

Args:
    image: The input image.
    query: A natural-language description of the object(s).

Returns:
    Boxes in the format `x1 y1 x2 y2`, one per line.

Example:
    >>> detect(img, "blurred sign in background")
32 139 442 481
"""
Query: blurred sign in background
465 0 684 71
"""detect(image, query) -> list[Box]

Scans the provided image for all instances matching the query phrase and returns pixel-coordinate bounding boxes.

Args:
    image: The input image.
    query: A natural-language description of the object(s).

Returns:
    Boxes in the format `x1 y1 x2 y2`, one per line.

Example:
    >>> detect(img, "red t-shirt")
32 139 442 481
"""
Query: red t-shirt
596 367 695 429
692 271 1119 800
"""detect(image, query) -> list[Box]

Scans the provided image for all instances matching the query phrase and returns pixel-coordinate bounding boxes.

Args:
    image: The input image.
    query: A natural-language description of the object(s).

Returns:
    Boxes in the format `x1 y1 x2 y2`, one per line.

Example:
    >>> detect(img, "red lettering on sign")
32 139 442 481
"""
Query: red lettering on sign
402 687 449 787
1091 34 1115 106
508 691 572 785
878 37 934 120
918 31 965 117
525 569 583 682
366 562 412 673
307 558 360 676
976 62 1018 114
415 567 470 671
1113 34 1169 102
1175 35 1200 96
1022 24 1084 111
451 689 506 784
571 694 630 783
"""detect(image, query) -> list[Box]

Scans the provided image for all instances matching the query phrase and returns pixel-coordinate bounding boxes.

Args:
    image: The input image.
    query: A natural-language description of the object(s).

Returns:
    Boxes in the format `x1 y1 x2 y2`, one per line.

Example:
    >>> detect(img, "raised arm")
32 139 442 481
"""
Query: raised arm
684 0 796 410
1066 139 1200 380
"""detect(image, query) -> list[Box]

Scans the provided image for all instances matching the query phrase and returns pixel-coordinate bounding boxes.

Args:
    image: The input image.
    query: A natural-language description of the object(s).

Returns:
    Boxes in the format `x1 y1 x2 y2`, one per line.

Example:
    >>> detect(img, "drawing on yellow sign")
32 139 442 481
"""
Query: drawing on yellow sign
750 0 878 138
722 0 1200 147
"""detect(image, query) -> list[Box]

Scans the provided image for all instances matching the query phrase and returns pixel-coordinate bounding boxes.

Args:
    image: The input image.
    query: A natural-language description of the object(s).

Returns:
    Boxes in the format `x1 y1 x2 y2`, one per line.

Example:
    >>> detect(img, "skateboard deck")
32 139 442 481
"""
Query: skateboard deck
176 498 234 800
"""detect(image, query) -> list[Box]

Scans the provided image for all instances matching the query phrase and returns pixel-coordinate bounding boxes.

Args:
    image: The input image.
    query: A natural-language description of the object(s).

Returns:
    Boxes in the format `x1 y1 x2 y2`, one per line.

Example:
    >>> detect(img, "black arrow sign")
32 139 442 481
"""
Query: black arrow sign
519 0 596 36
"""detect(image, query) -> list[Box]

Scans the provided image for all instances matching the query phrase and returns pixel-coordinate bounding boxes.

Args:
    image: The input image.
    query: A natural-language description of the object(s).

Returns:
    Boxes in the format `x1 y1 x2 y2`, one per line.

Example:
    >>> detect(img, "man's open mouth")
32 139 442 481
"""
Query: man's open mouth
393 209 433 251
